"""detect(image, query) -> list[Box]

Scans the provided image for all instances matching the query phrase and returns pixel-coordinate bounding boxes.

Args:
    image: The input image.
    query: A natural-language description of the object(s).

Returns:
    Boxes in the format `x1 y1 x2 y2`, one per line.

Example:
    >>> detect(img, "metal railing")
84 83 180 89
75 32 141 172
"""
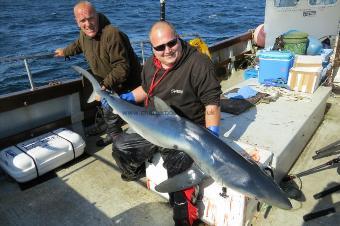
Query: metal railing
0 34 202 92
0 52 55 91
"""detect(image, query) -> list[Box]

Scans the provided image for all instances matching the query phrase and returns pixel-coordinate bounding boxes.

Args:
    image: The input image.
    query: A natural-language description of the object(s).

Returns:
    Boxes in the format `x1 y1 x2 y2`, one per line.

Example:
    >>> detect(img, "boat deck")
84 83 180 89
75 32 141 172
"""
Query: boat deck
0 72 339 225
0 135 173 226
220 78 331 181
253 91 340 226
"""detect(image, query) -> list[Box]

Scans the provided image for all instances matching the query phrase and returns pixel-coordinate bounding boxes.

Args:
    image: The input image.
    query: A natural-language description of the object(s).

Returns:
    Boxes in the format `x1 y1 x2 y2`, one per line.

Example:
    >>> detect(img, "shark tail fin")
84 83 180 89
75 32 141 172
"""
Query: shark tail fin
71 65 102 103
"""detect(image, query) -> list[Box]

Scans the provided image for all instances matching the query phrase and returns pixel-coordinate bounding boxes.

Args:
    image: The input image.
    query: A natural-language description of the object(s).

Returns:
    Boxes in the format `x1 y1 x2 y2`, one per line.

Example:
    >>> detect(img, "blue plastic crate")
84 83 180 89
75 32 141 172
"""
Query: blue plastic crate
258 51 294 84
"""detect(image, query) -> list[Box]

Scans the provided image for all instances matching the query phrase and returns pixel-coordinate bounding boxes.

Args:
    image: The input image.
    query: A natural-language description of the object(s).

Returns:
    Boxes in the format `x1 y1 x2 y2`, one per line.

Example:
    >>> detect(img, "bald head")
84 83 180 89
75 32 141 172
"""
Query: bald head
149 21 177 43
149 21 181 69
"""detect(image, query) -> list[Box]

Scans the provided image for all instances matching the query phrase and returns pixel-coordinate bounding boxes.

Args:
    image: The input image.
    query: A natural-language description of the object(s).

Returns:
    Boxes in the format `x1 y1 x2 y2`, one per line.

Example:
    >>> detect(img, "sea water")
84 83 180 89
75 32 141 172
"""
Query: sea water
0 0 264 95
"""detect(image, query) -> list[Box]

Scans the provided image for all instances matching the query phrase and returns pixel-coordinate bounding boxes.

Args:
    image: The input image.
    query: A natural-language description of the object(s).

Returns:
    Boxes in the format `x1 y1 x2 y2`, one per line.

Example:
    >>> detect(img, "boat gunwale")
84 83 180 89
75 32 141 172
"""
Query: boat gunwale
0 116 72 149
209 31 253 52
0 78 83 113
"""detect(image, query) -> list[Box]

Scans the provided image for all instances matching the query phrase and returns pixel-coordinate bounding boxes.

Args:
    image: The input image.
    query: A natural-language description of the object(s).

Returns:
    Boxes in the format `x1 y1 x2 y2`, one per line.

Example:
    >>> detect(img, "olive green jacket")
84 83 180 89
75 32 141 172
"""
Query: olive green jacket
64 13 141 93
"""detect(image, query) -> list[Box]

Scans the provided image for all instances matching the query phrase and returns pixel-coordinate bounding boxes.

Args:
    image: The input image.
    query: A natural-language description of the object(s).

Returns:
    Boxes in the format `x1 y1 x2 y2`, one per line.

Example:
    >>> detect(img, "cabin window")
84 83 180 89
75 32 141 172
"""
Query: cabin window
274 0 298 7
309 0 337 5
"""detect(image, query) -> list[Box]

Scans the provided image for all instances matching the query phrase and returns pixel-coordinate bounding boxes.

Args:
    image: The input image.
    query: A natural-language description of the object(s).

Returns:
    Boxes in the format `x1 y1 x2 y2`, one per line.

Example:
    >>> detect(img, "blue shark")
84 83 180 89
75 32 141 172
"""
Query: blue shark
72 65 292 209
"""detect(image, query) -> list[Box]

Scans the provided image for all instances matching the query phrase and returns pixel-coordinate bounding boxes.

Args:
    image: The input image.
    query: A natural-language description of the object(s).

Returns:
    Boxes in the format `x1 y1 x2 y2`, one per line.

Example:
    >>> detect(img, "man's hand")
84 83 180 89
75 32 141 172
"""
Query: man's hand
120 92 136 104
95 86 107 101
54 48 65 57
98 86 111 109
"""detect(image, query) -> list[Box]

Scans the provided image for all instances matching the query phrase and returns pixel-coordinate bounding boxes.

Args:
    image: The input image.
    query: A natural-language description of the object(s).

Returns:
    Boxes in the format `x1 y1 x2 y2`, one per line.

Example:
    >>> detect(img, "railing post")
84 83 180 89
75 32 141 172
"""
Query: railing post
23 58 36 91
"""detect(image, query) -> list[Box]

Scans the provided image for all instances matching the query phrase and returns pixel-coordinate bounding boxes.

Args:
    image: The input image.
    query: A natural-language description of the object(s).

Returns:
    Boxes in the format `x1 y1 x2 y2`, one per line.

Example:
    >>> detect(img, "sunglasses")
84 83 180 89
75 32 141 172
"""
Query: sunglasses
152 38 178 51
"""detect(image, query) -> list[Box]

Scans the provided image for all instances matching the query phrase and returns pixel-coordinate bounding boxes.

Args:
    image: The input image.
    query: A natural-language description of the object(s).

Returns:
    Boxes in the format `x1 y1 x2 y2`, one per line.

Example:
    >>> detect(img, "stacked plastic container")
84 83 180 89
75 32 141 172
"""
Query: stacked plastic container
258 51 294 84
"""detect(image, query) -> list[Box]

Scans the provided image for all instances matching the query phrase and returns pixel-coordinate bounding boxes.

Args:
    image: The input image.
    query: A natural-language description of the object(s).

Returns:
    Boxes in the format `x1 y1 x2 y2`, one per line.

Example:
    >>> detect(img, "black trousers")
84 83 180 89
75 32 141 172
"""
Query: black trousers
102 104 124 136
112 132 196 225
112 132 193 179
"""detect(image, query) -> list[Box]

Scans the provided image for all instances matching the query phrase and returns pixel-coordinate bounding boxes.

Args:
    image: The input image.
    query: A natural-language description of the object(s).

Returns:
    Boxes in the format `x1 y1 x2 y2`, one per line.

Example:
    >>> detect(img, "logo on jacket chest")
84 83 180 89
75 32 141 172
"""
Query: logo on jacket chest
170 89 183 95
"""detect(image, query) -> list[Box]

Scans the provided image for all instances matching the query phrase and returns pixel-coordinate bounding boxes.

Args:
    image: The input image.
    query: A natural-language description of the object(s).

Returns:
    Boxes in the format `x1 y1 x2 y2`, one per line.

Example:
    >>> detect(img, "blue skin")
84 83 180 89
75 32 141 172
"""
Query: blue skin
102 92 135 108
100 98 110 109
72 65 292 210
120 92 220 136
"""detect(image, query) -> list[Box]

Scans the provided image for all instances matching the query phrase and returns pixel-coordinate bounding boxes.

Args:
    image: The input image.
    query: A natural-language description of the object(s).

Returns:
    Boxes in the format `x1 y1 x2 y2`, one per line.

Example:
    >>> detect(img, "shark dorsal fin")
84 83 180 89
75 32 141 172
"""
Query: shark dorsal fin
111 92 119 98
153 96 177 116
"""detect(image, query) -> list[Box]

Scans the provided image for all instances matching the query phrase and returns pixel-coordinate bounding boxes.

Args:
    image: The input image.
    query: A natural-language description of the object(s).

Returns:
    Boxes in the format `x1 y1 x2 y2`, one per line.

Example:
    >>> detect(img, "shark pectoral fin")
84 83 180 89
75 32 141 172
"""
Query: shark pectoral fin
88 91 97 103
155 164 209 193
153 96 177 116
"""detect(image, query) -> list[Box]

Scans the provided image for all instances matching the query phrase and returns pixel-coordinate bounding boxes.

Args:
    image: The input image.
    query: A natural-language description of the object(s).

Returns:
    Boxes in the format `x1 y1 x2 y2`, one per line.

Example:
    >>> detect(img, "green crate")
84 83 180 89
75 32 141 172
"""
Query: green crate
283 31 308 55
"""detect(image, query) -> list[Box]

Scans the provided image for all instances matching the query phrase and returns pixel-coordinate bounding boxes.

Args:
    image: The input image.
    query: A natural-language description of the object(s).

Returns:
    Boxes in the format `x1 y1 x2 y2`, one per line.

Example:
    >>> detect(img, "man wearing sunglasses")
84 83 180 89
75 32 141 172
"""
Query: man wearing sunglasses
113 21 221 226
54 1 141 147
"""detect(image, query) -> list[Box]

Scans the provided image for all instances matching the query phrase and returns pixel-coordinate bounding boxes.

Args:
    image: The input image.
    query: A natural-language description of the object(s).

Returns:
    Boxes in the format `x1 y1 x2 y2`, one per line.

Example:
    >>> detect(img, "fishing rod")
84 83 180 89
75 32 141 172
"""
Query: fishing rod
0 51 55 63
282 140 340 182
312 139 340 160
282 156 340 182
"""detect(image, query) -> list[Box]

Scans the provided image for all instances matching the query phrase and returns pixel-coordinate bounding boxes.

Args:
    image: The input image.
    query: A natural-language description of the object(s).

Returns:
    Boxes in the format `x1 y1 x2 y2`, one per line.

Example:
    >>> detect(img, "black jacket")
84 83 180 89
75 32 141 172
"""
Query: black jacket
141 39 221 125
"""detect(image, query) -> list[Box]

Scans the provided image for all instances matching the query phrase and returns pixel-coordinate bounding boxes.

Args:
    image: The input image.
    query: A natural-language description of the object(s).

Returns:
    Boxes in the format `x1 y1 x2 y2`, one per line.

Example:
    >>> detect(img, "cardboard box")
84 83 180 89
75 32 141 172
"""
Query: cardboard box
146 141 273 226
288 67 322 93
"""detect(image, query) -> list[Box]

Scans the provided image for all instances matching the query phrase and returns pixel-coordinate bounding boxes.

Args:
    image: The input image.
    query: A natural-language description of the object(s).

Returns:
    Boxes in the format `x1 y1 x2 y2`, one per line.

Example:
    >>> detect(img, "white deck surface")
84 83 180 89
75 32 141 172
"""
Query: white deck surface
253 91 340 226
220 78 331 181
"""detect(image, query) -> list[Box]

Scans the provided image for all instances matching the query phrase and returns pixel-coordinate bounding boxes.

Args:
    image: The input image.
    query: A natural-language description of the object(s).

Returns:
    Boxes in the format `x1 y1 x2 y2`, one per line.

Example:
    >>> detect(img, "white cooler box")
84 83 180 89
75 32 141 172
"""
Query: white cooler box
0 128 85 182
146 141 273 226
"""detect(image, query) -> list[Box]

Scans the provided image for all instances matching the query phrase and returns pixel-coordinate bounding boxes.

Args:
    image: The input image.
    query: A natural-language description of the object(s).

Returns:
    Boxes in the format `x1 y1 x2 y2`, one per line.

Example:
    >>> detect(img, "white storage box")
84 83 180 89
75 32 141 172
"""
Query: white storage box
0 128 85 182
288 66 322 93
146 153 169 199
146 141 273 226
294 55 323 68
